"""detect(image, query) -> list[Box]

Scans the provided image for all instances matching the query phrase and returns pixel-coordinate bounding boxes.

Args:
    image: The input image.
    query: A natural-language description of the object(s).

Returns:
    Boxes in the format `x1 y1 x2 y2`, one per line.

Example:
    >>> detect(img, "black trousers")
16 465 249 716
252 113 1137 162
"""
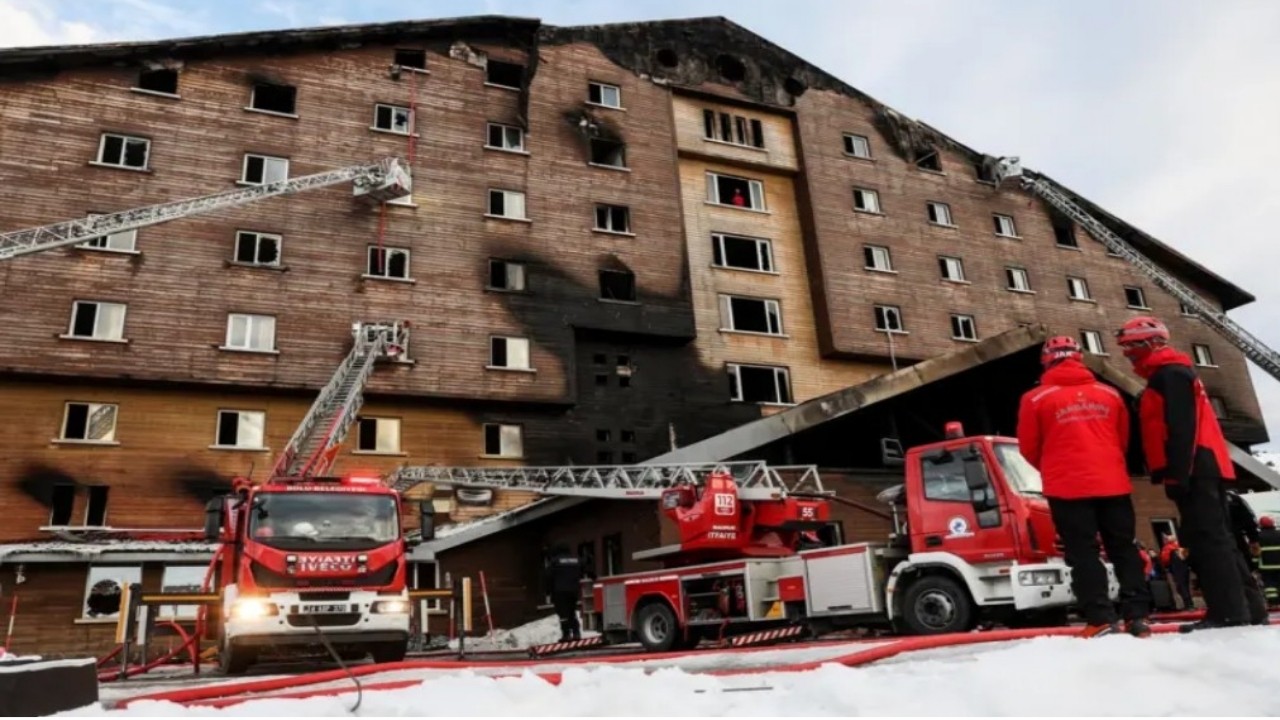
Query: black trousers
1048 494 1151 626
552 592 580 641
1169 567 1194 609
1165 476 1257 624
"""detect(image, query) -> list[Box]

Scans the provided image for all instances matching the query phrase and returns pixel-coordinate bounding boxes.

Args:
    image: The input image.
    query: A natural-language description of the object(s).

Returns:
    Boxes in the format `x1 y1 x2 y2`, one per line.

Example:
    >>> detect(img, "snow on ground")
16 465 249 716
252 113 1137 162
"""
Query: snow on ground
446 613 599 652
70 627 1280 716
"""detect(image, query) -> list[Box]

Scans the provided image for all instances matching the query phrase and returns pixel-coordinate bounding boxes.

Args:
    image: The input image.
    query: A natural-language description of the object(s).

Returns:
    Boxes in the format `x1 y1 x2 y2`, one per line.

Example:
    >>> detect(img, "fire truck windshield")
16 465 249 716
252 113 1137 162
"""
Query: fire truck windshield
993 442 1044 497
248 492 399 550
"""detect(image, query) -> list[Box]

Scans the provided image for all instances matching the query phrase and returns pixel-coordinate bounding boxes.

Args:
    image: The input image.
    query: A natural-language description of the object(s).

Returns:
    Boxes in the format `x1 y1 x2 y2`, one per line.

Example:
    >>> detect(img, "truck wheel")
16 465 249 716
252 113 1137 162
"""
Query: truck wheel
901 575 973 635
635 602 679 652
218 638 255 675
370 640 407 664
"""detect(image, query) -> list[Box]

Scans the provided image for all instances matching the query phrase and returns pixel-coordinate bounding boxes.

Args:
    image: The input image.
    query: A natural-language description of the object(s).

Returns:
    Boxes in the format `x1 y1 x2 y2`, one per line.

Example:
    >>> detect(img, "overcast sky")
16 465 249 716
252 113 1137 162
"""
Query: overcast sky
4 0 1279 447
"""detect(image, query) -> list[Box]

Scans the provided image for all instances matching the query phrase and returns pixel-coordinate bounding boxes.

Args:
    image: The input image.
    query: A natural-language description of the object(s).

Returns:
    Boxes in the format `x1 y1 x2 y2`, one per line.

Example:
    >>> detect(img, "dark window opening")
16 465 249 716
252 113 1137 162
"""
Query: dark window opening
709 174 762 209
490 338 508 367
713 233 772 271
71 304 99 337
599 270 636 302
593 353 607 365
216 411 239 446
715 54 746 82
357 418 379 451
64 403 89 439
235 231 280 265
597 450 614 464
50 484 75 525
250 82 297 114
603 533 624 574
589 138 627 168
730 364 792 404
619 375 631 388
594 204 631 233
1125 286 1148 308
621 430 636 443
486 60 523 89
1052 214 1078 248
915 150 942 172
617 355 629 366
86 486 109 526
577 541 597 580
137 68 178 94
595 374 609 386
656 48 679 68
874 305 904 333
367 247 410 278
621 451 637 464
488 259 525 291
394 49 426 70
596 429 611 442
724 296 781 334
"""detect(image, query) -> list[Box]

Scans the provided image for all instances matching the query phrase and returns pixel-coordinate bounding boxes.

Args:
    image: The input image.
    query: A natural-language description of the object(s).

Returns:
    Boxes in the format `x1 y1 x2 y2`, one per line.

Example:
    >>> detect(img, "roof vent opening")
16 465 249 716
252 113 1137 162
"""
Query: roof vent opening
715 54 746 83
656 48 679 68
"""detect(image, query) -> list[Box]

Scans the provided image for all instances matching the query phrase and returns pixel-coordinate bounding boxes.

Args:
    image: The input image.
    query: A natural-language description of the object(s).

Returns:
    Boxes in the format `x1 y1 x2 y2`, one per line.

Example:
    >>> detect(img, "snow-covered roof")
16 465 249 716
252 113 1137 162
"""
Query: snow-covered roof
0 540 219 564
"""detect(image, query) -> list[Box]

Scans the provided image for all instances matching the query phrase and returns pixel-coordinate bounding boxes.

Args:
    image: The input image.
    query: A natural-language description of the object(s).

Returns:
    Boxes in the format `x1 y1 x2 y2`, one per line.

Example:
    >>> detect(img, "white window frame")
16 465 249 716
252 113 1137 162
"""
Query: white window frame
1124 286 1150 309
1192 343 1216 367
727 363 794 405
487 259 527 291
587 81 622 109
489 336 532 371
864 245 893 272
927 201 954 226
706 172 766 211
1006 267 1032 293
718 294 784 336
82 565 143 621
594 204 631 234
703 109 765 149
240 153 289 185
950 314 979 342
939 256 966 282
486 188 527 220
213 409 266 450
993 213 1019 238
1081 330 1106 355
223 313 277 353
95 133 150 170
1067 276 1092 301
60 401 119 443
842 133 871 159
80 213 138 253
156 565 206 621
356 416 402 454
365 245 412 281
853 187 881 213
412 562 445 612
482 423 523 458
712 233 774 273
372 103 414 135
874 304 905 334
485 122 525 152
66 300 127 341
234 230 282 266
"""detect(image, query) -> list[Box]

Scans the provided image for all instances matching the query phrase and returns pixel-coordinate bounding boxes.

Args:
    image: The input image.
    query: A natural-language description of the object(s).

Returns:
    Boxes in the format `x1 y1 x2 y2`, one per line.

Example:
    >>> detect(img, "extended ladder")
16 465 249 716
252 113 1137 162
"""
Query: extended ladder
0 157 411 261
388 461 828 501
994 157 1280 382
272 321 411 479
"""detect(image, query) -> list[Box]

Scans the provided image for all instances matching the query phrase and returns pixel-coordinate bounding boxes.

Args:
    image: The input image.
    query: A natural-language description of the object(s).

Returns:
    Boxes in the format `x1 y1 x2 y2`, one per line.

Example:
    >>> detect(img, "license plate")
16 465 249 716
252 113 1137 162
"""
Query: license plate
300 603 347 614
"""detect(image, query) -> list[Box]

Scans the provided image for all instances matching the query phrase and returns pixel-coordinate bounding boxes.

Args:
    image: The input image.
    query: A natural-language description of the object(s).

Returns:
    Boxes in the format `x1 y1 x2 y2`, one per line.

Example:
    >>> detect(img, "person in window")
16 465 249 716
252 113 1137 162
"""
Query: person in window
730 188 746 206
544 544 583 642
1017 335 1151 638
1116 315 1266 631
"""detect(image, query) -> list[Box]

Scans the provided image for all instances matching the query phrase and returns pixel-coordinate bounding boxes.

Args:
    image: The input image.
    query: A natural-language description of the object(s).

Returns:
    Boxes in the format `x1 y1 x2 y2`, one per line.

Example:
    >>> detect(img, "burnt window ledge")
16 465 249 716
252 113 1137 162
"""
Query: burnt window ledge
129 87 181 100
87 161 152 174
485 286 529 295
392 66 430 76
588 162 632 173
360 274 418 285
718 328 790 340
57 334 130 345
51 439 122 447
916 167 948 177
243 106 300 120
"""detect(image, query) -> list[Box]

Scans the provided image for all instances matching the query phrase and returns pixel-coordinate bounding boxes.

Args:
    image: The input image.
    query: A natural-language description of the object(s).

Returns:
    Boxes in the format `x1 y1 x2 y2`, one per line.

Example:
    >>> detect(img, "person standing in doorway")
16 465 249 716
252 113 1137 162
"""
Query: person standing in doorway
544 544 584 642
1116 315 1265 631
1017 335 1152 638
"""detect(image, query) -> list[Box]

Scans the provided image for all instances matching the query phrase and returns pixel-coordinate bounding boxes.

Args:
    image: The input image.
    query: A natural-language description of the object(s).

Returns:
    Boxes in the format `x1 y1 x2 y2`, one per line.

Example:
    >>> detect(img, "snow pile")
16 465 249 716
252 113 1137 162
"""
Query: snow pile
81 627 1280 716
0 540 217 561
1254 451 1280 470
447 613 599 652
0 647 41 663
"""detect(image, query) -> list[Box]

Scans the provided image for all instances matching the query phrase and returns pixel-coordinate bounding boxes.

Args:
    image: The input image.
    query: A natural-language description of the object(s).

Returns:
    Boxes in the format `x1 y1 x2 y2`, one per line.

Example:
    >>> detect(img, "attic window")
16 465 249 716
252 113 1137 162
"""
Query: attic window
486 60 523 89
394 49 426 71
1052 215 1078 248
915 150 942 172
589 139 627 168
250 82 297 115
136 68 178 95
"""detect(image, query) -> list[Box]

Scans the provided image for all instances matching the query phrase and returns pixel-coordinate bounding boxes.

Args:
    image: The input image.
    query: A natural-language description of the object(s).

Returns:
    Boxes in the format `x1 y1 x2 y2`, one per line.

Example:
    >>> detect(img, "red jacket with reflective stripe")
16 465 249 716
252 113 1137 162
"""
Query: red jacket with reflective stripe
1135 347 1234 485
1017 359 1133 499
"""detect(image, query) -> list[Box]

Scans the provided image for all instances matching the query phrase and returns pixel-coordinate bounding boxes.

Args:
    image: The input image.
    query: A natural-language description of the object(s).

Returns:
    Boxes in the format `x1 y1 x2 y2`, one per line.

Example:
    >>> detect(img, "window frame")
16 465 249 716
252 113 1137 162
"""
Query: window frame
1081 330 1106 355
355 416 402 454
213 408 267 450
712 232 775 273
842 132 871 159
66 300 127 341
372 103 414 135
95 132 151 170
81 565 143 621
706 172 766 211
927 201 955 227
240 153 289 186
598 269 638 303
950 313 979 342
593 204 632 234
853 187 881 214
1005 266 1033 293
864 244 894 273
718 294 784 336
874 304 906 334
1192 343 1217 368
247 82 298 117
587 81 622 109
486 188 528 220
223 313 277 353
233 230 282 266
488 335 533 371
993 213 1019 238
60 401 119 443
80 213 138 253
482 422 524 458
487 259 527 292
727 363 794 406
1124 286 1150 309
938 255 967 283
485 122 525 152
1067 276 1092 301
365 245 413 281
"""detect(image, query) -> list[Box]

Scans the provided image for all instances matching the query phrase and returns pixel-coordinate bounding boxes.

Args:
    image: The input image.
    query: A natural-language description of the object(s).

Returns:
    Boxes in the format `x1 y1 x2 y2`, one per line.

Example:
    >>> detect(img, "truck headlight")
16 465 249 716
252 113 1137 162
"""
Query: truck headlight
231 598 278 619
1019 569 1062 586
372 600 410 614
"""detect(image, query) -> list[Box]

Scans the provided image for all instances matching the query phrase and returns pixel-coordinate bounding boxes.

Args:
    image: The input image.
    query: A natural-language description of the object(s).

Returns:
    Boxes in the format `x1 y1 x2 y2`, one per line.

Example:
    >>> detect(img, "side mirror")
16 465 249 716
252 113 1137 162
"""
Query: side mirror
203 498 224 541
418 501 435 541
880 438 905 467
963 454 998 512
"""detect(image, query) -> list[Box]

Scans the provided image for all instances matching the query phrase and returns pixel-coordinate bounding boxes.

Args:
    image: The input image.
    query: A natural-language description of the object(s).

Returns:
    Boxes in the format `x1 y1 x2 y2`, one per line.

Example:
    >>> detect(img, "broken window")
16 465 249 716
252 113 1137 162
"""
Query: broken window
588 81 622 108
712 233 773 272
1081 330 1105 355
80 213 137 253
1052 215 1078 248
488 259 526 291
864 245 893 272
49 484 75 525
62 401 118 442
485 60 523 89
96 133 149 170
843 133 871 158
215 409 266 449
853 187 880 213
702 109 765 149
357 416 401 453
938 256 966 282
589 138 627 168
486 122 524 151
487 189 527 219
136 68 178 95
394 48 426 71
728 363 793 405
69 300 127 341
1005 267 1032 292
594 204 631 233
950 314 978 341
874 305 904 333
927 201 953 226
719 295 783 335
366 246 411 280
599 269 637 302
1067 276 1092 301
374 103 413 134
993 214 1018 237
707 172 765 210
234 231 281 266
249 82 297 115
596 429 611 442
1124 286 1149 309
483 423 522 457
620 429 636 443
489 336 531 370
241 154 288 185
915 149 942 172
1192 344 1216 367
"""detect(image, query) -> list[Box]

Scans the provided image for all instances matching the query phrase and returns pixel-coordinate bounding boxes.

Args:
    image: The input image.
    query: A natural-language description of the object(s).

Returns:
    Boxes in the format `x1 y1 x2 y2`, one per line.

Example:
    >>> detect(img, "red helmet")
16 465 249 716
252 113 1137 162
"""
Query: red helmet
1115 315 1170 346
1041 335 1082 366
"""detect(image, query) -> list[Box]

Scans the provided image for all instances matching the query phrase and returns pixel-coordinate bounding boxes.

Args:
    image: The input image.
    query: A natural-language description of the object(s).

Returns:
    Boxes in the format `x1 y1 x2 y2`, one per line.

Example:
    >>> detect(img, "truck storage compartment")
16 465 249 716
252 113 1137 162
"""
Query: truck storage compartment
801 544 882 616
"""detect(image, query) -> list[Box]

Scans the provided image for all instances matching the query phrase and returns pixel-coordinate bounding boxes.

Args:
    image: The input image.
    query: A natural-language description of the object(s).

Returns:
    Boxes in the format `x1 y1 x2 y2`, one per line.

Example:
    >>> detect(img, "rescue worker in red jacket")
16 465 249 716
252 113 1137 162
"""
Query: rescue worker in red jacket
1115 315 1266 632
1017 335 1151 637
